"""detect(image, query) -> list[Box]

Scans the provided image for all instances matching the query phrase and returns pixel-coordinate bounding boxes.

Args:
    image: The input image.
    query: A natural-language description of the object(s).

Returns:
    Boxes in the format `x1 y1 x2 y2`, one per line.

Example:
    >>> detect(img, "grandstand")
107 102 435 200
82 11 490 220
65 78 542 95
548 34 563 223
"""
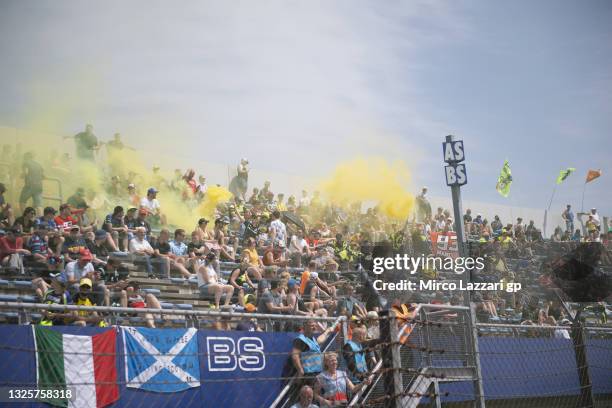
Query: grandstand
0 130 610 408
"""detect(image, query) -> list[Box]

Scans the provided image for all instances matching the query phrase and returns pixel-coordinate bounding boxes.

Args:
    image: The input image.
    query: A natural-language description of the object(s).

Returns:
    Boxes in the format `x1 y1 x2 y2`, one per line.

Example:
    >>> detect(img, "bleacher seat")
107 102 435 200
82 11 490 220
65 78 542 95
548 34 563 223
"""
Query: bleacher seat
160 302 175 309
142 288 161 296
0 280 9 286
0 294 19 302
0 312 19 319
170 278 186 284
13 281 32 288
19 295 38 303
176 304 193 310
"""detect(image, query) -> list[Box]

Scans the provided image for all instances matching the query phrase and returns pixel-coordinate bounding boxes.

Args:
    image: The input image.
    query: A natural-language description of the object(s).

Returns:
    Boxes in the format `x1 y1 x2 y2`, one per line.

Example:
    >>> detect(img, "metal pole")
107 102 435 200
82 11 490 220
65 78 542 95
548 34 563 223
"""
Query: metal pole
379 309 403 408
571 312 595 408
469 303 486 408
444 135 484 407
445 135 469 305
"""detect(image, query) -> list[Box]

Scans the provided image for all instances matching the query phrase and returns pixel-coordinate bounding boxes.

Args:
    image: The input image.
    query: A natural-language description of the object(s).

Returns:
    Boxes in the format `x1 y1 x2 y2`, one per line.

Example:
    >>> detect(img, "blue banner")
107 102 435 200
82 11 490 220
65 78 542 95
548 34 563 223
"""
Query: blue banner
0 326 610 407
123 327 200 393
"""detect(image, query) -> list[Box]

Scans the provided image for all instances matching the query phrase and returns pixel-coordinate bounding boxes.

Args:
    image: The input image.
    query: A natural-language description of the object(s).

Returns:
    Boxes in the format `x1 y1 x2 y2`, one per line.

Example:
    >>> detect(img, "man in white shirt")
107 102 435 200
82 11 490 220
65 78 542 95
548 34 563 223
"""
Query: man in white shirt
589 208 601 228
140 187 167 225
62 249 109 305
298 190 310 208
269 210 287 247
63 250 94 285
289 230 311 267
129 227 156 278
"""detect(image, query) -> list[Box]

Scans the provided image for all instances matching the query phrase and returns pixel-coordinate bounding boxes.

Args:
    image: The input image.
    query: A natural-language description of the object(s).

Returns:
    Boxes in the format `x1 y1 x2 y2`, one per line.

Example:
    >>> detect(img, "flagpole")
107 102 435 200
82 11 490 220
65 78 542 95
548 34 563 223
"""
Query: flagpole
580 182 586 213
547 185 557 212
579 181 587 235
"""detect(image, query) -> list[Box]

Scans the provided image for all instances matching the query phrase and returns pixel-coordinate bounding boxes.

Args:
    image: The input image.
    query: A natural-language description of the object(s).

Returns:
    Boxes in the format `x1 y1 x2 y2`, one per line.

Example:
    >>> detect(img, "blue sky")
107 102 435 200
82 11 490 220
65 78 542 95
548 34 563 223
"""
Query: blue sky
0 0 610 216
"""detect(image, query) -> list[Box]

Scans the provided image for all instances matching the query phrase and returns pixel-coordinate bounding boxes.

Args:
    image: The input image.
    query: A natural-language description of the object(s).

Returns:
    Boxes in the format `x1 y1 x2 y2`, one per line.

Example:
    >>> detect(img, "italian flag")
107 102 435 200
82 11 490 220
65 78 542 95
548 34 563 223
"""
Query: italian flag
33 327 119 408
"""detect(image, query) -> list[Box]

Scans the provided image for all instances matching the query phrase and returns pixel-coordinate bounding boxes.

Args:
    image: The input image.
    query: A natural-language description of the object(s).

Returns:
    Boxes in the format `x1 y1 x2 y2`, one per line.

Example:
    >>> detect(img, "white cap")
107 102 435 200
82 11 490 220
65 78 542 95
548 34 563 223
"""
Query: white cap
310 272 318 280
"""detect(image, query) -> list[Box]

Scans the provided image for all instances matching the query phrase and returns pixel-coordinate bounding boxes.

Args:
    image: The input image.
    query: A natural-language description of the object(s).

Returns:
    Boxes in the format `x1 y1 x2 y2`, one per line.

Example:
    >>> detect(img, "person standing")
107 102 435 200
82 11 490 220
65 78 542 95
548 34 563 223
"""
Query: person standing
290 385 318 408
19 152 44 214
65 124 99 161
562 205 574 233
314 353 370 406
229 158 249 200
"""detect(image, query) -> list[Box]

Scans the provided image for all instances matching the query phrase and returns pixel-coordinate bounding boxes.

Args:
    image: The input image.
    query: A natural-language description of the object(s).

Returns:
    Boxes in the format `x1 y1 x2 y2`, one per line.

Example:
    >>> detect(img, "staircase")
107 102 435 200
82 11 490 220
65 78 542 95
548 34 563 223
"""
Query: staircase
350 304 483 408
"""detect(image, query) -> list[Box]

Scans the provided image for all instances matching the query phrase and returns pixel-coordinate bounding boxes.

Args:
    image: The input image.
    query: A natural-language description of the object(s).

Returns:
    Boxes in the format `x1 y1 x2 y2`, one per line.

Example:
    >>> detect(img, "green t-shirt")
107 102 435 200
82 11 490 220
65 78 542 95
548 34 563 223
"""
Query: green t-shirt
74 132 98 160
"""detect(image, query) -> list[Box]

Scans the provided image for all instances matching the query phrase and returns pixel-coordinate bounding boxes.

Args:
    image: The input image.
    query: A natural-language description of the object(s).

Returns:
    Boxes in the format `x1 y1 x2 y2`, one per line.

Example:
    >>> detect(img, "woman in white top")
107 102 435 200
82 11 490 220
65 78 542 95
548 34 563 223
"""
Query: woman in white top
197 252 233 309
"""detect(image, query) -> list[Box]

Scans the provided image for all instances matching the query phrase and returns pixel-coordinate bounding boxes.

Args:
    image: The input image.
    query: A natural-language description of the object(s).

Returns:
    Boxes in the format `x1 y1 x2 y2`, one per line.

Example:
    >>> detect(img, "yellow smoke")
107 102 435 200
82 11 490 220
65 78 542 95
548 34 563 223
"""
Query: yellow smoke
198 185 234 220
320 157 414 219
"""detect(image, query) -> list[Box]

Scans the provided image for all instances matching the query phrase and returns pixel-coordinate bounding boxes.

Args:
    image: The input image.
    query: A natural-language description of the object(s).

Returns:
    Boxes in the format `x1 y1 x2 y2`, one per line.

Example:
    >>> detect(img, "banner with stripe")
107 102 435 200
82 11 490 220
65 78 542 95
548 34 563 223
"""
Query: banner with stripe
33 326 119 408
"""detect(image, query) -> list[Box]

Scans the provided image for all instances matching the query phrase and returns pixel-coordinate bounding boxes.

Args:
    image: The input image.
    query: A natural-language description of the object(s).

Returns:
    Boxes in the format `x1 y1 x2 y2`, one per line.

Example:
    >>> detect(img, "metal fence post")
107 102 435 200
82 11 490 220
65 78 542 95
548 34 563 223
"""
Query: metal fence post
469 303 486 408
571 317 594 408
379 309 403 407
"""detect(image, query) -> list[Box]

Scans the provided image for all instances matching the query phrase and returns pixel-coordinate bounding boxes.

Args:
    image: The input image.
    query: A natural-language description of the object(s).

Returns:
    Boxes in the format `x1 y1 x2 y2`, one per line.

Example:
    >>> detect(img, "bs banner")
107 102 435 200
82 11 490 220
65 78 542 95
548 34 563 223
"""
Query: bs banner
0 326 296 408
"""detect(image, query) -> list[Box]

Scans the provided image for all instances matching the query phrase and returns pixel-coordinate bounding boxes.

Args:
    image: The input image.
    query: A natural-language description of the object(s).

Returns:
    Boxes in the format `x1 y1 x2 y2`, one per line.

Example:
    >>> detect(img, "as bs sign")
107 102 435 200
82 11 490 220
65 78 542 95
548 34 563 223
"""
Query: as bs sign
442 139 467 186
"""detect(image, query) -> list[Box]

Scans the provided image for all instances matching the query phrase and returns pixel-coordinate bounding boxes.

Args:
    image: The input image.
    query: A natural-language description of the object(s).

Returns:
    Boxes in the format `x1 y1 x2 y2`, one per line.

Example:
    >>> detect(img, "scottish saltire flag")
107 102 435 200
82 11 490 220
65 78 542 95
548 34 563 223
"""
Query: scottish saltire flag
556 167 575 184
122 327 200 392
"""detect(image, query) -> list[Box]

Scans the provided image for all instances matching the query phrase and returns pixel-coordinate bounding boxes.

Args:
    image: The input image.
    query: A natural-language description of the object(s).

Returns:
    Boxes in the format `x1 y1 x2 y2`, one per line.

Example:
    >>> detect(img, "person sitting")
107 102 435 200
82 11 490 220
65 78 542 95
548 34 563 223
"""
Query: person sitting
286 278 327 319
228 261 255 307
104 205 129 251
129 227 155 278
197 252 233 309
241 237 264 280
139 187 167 226
337 283 366 319
13 206 37 235
257 279 293 316
168 228 195 278
0 228 29 273
120 281 162 329
72 277 106 327
263 243 288 268
288 230 311 268
37 277 72 326
86 229 113 265
61 226 87 262
26 224 54 273
0 183 14 227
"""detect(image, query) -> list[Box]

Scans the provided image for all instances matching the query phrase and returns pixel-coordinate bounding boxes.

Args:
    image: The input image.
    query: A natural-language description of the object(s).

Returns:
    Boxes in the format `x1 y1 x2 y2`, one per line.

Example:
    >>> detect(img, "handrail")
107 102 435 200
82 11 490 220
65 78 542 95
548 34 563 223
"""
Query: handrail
268 314 346 408
0 301 342 322
348 359 383 407
477 322 612 331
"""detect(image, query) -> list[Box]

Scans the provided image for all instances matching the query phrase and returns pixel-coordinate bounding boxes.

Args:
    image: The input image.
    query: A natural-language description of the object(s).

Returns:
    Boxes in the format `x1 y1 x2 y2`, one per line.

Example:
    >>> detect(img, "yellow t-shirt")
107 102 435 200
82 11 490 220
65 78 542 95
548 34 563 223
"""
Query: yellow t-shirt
243 248 260 267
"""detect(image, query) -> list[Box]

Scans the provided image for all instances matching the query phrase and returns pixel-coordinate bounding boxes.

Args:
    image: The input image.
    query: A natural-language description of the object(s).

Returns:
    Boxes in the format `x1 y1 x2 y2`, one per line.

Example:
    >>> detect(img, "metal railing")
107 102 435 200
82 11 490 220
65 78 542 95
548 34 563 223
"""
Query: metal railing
0 301 343 326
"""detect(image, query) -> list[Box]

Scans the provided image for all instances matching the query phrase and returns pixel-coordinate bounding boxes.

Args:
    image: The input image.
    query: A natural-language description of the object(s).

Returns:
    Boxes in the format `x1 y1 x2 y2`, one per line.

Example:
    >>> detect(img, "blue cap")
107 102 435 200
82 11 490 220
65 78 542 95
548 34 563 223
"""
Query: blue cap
288 278 298 288
147 187 158 194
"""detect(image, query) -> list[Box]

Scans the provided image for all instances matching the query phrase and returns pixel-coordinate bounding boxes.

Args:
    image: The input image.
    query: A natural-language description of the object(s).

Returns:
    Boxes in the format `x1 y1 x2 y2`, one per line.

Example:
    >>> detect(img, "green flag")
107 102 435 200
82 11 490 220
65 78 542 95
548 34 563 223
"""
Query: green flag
556 167 575 184
496 160 512 197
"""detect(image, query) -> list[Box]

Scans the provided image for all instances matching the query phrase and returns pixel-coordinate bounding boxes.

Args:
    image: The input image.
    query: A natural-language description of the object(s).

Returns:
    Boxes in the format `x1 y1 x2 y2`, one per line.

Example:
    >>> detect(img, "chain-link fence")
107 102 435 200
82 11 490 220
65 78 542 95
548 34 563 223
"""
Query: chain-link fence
0 302 611 407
